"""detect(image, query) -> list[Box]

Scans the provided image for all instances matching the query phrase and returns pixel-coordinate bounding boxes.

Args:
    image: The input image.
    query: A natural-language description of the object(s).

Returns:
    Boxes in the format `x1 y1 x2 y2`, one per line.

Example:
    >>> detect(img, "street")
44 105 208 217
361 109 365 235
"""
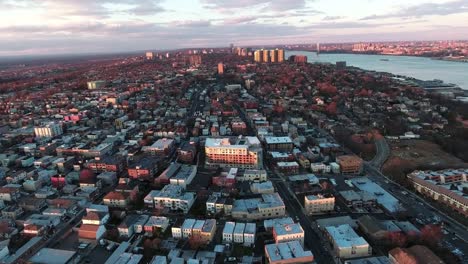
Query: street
369 138 390 169
268 168 338 264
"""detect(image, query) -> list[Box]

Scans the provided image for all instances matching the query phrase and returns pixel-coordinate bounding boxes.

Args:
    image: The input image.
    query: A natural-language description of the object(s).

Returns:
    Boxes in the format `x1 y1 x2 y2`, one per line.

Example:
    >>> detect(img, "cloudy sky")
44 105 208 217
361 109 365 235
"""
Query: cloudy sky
0 0 467 56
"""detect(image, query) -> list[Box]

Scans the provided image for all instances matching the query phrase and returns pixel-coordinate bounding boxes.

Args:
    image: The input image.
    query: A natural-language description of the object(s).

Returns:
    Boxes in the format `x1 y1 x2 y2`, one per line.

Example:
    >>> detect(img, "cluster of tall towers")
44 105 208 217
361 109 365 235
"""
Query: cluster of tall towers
253 49 285 63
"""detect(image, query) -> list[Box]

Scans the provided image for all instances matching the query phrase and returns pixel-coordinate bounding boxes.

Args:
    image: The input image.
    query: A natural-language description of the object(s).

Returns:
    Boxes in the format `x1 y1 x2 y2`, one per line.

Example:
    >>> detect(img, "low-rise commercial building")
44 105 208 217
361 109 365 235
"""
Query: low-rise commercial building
336 155 363 174
325 224 372 259
265 241 314 264
251 181 275 194
142 138 175 156
273 222 305 246
340 190 377 208
305 194 335 215
238 169 267 182
277 161 300 175
231 193 286 220
166 163 197 189
265 137 293 152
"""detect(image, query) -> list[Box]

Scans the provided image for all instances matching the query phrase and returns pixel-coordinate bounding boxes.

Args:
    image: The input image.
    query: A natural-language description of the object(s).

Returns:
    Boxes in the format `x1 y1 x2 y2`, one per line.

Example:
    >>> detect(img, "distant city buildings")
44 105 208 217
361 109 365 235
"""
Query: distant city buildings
217 62 224 75
233 47 251 56
145 52 155 60
34 121 63 138
86 80 105 90
188 54 202 65
254 49 285 63
336 61 347 69
289 55 308 63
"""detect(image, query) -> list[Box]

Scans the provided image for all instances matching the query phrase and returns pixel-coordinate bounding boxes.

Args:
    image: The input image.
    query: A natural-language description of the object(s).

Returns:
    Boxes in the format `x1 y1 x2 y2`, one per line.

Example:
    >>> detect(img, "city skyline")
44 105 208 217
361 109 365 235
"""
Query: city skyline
1 0 468 56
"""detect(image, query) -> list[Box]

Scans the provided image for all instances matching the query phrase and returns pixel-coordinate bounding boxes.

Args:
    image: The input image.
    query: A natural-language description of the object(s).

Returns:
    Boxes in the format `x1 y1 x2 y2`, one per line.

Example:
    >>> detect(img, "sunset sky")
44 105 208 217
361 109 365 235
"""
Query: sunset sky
0 0 467 55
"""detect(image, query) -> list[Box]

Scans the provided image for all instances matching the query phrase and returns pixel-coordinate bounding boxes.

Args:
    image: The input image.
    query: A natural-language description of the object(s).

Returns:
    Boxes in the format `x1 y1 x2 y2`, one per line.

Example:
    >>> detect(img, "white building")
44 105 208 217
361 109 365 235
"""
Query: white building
264 217 295 231
273 222 305 246
311 162 331 173
222 221 256 246
172 218 217 243
231 193 285 220
87 80 105 89
250 181 275 194
222 221 235 243
144 184 195 213
233 223 245 243
325 224 372 259
330 162 341 174
142 138 175 156
171 226 182 239
34 122 63 138
305 194 335 215
244 223 256 246
265 241 314 264
182 219 196 238
192 220 205 236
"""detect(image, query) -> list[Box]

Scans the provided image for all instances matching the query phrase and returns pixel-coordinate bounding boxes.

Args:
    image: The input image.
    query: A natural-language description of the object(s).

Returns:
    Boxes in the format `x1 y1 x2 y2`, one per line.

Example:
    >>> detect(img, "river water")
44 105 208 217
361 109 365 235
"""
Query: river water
286 51 468 90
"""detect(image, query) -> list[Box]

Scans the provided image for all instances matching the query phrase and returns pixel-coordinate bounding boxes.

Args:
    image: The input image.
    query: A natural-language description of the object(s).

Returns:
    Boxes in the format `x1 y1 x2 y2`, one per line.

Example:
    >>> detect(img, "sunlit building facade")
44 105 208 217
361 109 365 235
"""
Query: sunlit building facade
205 137 263 169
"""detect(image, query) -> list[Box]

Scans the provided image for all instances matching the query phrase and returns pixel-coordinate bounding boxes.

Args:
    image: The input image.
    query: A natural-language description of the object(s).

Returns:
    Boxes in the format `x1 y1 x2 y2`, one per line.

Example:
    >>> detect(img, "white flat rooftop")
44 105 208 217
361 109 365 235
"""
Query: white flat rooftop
265 136 293 144
265 241 313 262
325 224 369 248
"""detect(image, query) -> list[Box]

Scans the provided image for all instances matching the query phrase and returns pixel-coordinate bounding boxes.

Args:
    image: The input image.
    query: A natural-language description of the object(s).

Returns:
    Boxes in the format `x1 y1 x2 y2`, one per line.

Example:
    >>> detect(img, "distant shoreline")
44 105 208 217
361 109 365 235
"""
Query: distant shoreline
287 50 468 91
288 49 468 63
432 57 468 63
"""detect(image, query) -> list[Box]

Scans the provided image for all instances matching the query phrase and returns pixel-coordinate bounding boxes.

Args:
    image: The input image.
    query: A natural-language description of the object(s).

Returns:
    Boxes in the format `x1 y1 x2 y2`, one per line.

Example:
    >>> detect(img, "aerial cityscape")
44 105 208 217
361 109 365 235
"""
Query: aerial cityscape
0 1 467 264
